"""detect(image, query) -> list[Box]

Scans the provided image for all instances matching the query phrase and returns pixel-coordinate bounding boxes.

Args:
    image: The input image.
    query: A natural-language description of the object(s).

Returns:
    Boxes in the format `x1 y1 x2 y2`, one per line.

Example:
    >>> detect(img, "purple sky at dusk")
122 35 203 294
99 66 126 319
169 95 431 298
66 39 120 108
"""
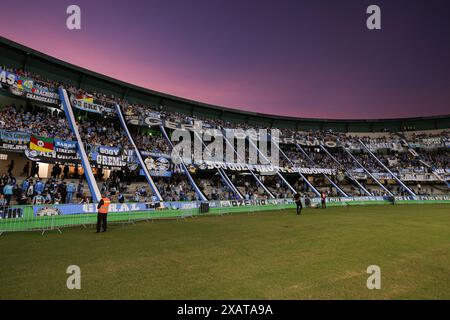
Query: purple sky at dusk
0 0 449 119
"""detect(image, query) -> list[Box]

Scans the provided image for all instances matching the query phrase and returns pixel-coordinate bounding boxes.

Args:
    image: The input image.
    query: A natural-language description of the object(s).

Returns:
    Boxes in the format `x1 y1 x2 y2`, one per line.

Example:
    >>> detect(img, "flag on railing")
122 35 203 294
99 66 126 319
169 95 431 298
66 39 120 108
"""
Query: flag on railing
30 135 54 152
76 92 94 103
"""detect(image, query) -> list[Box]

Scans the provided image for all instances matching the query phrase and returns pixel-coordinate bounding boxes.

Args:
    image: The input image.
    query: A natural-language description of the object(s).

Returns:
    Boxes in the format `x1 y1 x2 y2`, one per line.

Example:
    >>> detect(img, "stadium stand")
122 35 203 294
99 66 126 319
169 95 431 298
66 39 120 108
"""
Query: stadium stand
0 36 449 210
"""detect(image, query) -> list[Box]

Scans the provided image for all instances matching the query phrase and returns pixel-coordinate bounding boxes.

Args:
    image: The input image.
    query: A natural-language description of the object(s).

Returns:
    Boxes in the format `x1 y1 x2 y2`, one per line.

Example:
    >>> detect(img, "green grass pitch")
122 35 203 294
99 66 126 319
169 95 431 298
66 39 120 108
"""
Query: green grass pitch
0 204 449 299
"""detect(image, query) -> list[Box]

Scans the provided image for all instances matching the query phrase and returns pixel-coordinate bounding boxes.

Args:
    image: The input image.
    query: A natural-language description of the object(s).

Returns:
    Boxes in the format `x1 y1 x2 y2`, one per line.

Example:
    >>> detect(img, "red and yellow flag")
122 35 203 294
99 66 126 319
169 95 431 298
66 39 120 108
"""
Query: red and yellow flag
82 94 94 103
30 135 54 152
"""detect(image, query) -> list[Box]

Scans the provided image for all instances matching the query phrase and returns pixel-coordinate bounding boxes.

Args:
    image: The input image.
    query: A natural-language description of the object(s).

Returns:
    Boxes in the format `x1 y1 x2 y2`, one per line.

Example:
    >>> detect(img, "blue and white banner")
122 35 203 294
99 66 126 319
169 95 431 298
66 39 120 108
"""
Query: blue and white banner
219 198 294 207
71 95 115 114
0 130 30 151
141 150 171 159
22 83 60 105
394 195 450 201
33 202 153 216
0 130 30 144
0 68 17 86
0 68 60 105
33 201 202 216
25 139 80 164
30 194 450 217
89 145 137 169
161 201 200 210
326 196 387 203
141 156 172 177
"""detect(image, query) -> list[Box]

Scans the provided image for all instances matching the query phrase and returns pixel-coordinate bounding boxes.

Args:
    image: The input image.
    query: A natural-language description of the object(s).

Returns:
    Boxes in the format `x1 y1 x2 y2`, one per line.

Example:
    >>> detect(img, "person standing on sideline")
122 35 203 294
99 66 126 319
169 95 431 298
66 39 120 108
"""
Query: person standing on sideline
294 192 302 215
321 191 327 209
96 192 111 233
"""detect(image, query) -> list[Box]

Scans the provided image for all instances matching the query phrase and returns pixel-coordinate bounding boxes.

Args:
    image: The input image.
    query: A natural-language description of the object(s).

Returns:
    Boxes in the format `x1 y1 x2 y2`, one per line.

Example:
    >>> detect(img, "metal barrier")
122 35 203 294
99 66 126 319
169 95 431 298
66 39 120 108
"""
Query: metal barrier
0 203 198 234
0 200 295 233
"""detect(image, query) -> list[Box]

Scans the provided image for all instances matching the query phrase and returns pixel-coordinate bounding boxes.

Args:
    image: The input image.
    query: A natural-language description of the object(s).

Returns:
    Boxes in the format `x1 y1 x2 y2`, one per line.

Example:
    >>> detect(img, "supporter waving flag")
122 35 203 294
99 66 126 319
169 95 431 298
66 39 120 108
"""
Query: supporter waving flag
30 135 54 152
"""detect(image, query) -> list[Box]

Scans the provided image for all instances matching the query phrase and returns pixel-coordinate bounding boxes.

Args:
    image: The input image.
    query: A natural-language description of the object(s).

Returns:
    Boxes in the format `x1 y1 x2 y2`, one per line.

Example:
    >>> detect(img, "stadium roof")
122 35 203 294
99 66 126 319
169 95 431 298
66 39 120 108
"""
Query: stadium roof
1 36 449 132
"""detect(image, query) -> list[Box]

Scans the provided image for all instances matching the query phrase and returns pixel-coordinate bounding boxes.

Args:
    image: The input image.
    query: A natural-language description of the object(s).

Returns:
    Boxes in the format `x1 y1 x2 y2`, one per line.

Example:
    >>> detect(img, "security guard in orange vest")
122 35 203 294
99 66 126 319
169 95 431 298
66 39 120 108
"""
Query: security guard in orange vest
96 192 111 233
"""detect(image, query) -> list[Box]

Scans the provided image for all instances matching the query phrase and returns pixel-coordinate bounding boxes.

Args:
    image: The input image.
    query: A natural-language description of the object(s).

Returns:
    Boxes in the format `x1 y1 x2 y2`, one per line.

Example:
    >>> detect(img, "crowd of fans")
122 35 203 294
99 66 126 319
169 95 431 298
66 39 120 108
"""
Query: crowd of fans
153 174 199 201
0 173 89 206
0 66 125 108
0 66 448 204
421 150 449 169
404 130 449 144
77 118 131 149
227 174 270 200
2 66 447 149
133 132 170 154
2 67 448 170
196 175 236 200
0 105 74 140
